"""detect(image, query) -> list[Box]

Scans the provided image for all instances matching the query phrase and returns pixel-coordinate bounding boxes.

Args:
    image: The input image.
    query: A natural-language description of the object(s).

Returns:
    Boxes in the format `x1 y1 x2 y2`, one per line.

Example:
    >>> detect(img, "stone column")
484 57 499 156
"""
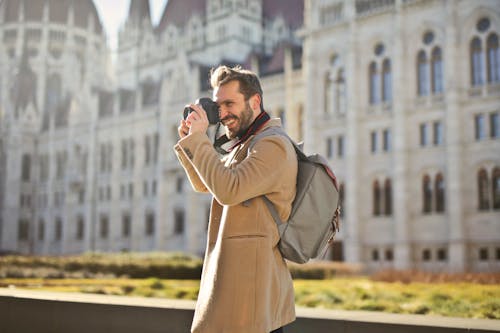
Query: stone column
302 38 320 155
393 0 411 270
1 131 21 251
444 0 466 272
84 94 99 253
344 0 361 264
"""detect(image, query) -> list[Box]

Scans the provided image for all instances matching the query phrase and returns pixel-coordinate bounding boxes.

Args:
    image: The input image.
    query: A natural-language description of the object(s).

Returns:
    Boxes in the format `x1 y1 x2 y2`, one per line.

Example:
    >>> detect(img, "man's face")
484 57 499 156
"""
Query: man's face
213 80 256 139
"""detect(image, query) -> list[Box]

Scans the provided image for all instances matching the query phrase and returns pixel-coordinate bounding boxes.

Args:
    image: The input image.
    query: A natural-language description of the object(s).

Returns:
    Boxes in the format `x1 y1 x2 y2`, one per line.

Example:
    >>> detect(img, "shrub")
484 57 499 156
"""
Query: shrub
372 269 500 284
0 252 203 279
288 260 362 279
148 278 165 290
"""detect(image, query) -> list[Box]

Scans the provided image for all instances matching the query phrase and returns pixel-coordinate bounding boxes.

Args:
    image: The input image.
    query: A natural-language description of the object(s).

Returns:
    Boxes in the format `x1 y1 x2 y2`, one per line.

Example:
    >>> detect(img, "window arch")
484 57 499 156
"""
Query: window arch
493 167 500 209
470 37 484 86
423 175 432 213
487 33 499 83
478 168 490 210
382 59 392 102
368 43 390 106
384 178 392 216
431 47 443 93
369 62 379 104
435 173 445 213
417 50 429 96
373 180 381 216
325 55 346 116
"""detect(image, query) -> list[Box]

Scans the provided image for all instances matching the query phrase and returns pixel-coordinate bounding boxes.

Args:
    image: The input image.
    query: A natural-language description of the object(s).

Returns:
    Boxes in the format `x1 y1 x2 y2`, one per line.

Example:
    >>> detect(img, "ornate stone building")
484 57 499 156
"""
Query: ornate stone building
0 0 304 258
302 0 500 272
0 0 499 272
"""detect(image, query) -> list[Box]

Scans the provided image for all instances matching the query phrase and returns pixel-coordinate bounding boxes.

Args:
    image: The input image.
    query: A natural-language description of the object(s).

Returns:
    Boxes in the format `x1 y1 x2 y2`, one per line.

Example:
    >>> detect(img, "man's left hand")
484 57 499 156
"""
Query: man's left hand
185 104 209 135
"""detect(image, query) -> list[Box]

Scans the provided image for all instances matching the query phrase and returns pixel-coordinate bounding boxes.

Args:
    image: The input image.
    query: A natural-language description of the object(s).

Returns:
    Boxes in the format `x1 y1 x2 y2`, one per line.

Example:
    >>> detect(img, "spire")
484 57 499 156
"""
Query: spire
127 0 152 28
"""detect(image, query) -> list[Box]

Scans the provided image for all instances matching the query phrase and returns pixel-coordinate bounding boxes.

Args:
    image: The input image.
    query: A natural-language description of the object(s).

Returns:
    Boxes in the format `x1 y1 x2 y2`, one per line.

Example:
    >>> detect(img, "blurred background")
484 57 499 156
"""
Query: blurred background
0 0 499 277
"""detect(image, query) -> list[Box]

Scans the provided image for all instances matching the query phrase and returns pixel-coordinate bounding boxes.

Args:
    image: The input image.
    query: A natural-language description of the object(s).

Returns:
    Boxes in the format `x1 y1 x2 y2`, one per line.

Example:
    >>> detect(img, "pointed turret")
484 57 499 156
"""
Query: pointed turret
10 40 38 118
126 0 152 28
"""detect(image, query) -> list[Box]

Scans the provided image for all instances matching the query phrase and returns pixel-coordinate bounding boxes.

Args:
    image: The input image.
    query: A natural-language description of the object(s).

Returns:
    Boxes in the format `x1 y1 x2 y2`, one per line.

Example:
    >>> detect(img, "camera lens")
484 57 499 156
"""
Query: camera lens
183 98 220 125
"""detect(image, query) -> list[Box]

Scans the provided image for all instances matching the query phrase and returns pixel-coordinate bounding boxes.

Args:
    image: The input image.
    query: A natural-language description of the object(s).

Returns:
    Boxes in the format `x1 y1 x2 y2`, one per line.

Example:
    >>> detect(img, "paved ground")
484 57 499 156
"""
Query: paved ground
1 288 499 333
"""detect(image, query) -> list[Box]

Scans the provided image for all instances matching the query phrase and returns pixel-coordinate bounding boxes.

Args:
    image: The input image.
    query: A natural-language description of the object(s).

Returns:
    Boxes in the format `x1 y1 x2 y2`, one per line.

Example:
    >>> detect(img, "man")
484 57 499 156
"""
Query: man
174 65 297 333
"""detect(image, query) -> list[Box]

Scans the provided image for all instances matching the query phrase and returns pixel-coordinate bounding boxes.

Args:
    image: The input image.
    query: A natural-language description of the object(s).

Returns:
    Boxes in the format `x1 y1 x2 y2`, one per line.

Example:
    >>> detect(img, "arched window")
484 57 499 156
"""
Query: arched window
435 173 445 213
21 154 31 181
373 180 381 216
470 37 484 86
38 219 45 241
417 50 429 96
336 68 347 115
145 212 155 236
339 183 345 217
431 47 443 93
324 72 334 114
384 178 392 216
174 209 185 234
422 249 431 261
43 74 62 130
55 218 62 241
76 216 85 240
369 62 379 104
493 167 500 210
100 215 109 239
478 168 490 210
382 59 392 102
423 175 432 213
487 33 500 83
18 219 29 241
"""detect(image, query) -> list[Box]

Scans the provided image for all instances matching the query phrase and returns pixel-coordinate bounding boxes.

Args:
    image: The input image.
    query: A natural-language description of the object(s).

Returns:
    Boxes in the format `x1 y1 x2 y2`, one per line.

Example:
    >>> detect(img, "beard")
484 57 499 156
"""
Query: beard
223 101 254 139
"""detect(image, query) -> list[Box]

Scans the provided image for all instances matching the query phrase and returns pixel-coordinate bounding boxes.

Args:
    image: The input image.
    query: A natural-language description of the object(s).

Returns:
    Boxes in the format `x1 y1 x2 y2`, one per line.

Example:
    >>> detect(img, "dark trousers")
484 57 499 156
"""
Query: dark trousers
270 327 284 333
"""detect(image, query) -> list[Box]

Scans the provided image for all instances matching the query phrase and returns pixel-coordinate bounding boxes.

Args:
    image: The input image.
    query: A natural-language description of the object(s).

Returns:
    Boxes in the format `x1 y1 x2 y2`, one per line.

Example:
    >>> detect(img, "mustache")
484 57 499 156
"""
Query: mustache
221 115 237 123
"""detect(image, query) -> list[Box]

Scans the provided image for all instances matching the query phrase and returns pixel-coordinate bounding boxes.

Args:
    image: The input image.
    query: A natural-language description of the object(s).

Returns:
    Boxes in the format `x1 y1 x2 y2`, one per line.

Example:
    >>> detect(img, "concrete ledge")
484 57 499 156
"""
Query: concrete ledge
0 288 498 333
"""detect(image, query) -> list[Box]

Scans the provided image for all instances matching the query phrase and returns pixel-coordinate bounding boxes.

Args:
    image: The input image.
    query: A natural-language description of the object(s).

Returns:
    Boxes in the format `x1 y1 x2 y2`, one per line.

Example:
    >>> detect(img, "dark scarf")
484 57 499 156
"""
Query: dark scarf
213 111 271 154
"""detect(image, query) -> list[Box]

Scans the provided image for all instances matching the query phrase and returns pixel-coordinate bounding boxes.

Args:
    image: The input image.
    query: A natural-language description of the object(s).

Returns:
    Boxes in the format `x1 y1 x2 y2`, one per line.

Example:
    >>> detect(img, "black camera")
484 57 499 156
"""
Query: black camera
183 97 220 125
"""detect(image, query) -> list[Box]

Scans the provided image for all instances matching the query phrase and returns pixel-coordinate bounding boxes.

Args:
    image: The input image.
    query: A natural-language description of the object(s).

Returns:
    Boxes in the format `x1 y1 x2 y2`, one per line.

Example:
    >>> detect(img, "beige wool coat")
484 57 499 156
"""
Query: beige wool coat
174 119 297 333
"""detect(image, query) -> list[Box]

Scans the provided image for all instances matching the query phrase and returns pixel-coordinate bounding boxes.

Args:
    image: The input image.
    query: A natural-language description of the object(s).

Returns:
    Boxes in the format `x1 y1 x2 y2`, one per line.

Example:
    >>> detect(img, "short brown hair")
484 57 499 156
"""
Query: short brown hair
210 65 263 106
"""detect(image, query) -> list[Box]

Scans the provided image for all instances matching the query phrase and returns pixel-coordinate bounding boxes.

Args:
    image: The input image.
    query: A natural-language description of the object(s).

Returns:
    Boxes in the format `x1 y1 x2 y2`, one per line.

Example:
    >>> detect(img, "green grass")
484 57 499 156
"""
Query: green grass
293 278 500 319
1 277 498 319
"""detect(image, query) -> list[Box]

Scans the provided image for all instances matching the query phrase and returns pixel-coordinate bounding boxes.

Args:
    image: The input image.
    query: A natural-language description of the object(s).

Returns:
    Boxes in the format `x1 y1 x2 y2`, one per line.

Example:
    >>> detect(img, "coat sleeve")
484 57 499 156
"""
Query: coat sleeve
173 140 209 193
174 131 294 206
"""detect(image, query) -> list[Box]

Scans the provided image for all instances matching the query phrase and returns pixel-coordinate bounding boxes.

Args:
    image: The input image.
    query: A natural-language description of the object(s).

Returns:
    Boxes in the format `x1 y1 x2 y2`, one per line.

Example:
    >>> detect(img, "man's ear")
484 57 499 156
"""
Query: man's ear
250 94 261 111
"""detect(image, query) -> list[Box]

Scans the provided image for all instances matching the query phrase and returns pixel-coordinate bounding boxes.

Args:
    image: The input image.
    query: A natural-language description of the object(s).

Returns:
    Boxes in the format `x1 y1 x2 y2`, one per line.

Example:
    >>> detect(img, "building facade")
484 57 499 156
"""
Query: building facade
303 0 500 272
0 0 499 272
0 0 305 258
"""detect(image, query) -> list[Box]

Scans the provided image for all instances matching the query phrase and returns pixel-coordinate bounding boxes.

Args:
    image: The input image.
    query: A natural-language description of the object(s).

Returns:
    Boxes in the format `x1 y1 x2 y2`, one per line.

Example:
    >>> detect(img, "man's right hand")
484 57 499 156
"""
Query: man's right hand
178 119 189 139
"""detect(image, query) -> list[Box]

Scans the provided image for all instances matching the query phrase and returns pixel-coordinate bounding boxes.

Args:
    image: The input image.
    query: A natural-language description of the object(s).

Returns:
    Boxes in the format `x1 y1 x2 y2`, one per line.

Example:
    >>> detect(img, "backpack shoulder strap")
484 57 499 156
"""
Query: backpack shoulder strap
249 126 307 158
248 126 284 151
247 126 291 228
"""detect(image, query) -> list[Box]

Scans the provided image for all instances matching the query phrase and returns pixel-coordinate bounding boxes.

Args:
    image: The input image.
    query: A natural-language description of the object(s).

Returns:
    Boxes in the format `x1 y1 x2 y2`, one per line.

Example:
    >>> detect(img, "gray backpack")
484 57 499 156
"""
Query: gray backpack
250 127 341 264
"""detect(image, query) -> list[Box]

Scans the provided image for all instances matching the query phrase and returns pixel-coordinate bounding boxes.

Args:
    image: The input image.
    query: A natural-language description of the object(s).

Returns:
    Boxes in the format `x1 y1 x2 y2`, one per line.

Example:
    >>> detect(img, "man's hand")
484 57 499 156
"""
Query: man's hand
178 119 189 139
181 104 209 137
